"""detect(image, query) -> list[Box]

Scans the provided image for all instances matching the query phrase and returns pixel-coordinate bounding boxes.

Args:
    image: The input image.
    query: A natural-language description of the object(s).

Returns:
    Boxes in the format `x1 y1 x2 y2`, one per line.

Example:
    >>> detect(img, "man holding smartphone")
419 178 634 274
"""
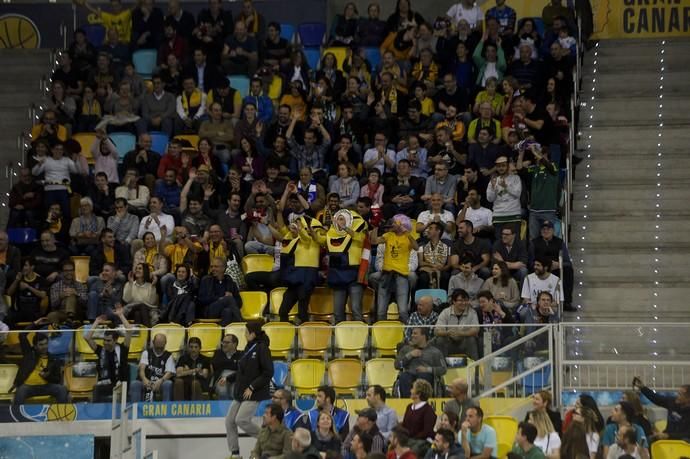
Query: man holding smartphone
633 377 690 442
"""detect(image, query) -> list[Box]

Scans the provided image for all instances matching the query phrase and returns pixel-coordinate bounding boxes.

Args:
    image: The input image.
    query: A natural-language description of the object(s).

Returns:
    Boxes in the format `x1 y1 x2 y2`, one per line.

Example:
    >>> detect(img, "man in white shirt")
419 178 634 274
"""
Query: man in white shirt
605 425 644 459
129 333 176 402
363 132 396 175
137 196 175 242
521 257 563 307
416 193 455 241
457 189 493 237
31 141 78 220
446 0 483 31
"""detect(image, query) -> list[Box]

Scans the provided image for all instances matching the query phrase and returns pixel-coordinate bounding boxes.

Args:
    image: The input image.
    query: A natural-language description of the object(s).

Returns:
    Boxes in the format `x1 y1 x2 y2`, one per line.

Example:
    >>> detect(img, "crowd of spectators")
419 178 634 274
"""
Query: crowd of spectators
2 0 585 452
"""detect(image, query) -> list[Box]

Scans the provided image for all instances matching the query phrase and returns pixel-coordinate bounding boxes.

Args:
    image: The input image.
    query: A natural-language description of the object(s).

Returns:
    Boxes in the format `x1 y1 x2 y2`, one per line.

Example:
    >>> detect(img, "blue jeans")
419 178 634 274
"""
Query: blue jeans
14 383 69 405
129 379 173 402
87 291 119 321
397 371 435 398
333 283 363 323
376 272 411 322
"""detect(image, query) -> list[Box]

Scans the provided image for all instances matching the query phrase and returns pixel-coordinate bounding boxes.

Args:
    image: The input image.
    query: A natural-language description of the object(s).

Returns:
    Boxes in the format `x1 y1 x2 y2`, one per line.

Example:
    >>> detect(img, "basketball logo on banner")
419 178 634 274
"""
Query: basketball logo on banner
0 14 41 49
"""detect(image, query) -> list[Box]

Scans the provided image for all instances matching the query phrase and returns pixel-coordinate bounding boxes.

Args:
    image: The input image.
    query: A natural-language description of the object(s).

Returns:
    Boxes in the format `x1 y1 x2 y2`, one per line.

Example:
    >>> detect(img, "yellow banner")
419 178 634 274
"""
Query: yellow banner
592 0 690 39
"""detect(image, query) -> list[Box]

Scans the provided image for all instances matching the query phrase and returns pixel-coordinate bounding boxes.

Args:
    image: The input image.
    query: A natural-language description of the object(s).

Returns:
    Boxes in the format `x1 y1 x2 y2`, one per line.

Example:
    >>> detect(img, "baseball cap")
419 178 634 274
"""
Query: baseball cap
197 164 210 173
355 408 377 421
541 220 554 229
495 156 509 164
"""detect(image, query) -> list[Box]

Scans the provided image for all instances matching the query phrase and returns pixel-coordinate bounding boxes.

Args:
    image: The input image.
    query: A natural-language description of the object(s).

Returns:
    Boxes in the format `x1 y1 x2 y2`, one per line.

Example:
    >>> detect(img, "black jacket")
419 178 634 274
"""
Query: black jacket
89 242 132 276
641 386 690 440
13 323 64 389
233 333 273 401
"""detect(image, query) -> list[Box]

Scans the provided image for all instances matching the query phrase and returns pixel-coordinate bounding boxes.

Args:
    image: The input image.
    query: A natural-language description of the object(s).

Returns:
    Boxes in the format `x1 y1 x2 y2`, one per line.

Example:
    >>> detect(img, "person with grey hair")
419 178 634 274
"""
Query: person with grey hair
291 428 321 459
273 388 308 431
69 196 105 255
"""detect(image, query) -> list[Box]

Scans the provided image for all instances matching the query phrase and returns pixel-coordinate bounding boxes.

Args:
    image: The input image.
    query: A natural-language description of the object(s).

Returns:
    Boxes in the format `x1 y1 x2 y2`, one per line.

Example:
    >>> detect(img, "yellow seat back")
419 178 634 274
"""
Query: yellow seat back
371 321 404 357
188 323 222 357
75 325 99 360
242 254 274 274
71 256 90 283
128 326 149 360
291 359 326 395
651 440 690 459
0 364 18 400
262 322 295 359
64 363 98 399
328 359 362 396
322 47 348 71
298 322 332 357
268 75 283 101
173 134 200 149
72 133 97 165
334 321 369 358
240 291 268 320
365 358 399 394
484 415 518 459
308 287 334 321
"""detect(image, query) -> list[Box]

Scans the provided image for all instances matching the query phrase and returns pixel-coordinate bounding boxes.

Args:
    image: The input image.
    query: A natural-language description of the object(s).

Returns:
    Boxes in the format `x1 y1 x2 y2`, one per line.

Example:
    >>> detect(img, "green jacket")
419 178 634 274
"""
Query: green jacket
251 423 293 459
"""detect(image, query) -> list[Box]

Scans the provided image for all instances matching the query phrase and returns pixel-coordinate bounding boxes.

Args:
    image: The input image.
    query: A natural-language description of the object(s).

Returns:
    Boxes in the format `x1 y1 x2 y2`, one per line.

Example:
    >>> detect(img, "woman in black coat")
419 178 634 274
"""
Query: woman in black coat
225 320 274 457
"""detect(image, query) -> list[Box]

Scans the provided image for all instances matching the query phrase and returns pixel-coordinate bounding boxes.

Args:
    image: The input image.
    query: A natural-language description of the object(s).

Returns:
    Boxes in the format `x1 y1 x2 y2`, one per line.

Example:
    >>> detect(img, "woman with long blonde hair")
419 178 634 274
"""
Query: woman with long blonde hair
529 409 561 459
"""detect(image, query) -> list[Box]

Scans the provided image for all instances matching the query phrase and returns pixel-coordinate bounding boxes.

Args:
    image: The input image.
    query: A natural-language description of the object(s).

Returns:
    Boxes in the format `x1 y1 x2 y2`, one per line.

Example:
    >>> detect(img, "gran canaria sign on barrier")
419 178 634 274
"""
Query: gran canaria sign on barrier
592 0 690 39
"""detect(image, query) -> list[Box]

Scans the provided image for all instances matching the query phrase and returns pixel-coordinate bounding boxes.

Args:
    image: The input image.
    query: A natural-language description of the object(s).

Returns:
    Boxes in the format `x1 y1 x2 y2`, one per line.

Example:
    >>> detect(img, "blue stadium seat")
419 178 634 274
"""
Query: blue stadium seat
298 22 326 47
132 49 157 79
7 228 37 245
82 24 106 47
228 75 250 98
108 132 137 157
363 47 382 72
148 131 169 155
522 363 551 395
280 23 296 42
255 399 271 415
303 47 321 72
273 361 289 388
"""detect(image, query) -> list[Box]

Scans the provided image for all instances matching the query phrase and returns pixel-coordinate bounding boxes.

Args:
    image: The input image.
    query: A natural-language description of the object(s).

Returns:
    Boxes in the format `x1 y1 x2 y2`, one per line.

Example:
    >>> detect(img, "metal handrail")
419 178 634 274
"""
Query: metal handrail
477 360 551 399
466 326 552 396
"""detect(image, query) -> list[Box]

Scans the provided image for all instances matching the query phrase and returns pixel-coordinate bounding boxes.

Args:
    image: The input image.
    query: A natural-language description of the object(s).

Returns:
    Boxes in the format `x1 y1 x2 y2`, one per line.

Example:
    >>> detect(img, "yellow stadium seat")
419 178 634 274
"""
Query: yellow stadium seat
224 322 248 351
322 47 348 71
128 326 149 361
291 359 325 396
270 287 297 319
365 358 399 394
308 287 334 322
655 419 667 433
240 291 267 320
328 359 362 396
173 134 200 149
387 302 400 321
298 322 332 358
72 133 97 165
262 322 295 359
386 398 411 418
335 398 368 414
651 440 690 459
151 323 186 354
188 323 222 357
268 75 283 101
334 321 369 358
0 364 18 401
75 325 100 361
64 363 97 400
3 330 23 363
71 256 90 283
410 219 420 240
242 254 274 274
442 360 476 386
484 415 519 459
371 321 404 357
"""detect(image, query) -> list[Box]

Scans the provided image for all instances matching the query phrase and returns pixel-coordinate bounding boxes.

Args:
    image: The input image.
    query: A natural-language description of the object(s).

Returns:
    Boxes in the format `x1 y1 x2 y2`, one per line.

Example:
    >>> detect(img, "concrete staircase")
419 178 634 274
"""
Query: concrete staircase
565 39 690 365
0 49 52 227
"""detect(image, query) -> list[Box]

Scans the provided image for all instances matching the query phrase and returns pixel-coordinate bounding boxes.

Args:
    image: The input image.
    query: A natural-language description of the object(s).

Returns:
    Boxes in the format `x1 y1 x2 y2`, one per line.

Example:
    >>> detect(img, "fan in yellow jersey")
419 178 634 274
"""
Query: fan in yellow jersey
75 0 133 44
270 211 325 324
325 209 368 323
370 214 419 322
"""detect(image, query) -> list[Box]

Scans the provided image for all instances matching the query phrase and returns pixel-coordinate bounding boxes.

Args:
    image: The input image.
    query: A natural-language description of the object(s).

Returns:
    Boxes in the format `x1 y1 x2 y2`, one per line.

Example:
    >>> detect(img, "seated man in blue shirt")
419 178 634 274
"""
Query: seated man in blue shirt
601 401 649 458
461 406 497 459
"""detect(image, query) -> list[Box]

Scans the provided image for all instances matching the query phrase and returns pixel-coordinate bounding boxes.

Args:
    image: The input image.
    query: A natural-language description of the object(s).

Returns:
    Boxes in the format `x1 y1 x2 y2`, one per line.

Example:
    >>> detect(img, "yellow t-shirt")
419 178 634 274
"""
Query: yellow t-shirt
165 242 202 268
104 247 115 264
101 10 132 43
382 232 411 276
420 97 435 116
24 357 49 386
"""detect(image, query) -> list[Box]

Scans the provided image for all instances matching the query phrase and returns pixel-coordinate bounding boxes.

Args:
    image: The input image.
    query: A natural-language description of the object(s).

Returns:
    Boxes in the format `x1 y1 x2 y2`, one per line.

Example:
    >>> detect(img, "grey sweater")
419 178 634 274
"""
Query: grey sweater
107 213 140 243
141 91 176 120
